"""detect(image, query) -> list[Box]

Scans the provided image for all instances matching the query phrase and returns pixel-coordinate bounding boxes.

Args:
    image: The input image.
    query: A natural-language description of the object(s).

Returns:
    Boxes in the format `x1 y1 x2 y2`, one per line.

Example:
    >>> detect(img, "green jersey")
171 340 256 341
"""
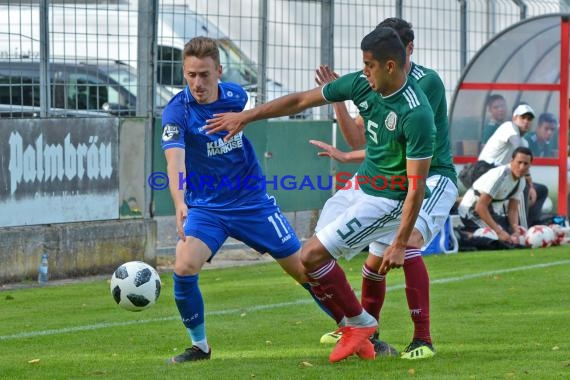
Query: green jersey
323 71 435 200
409 62 457 185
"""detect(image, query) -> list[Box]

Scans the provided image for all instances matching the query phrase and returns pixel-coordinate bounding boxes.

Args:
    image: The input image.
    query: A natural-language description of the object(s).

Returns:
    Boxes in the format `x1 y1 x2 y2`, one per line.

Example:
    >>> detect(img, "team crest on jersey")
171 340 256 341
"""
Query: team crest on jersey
385 111 397 131
358 101 369 111
162 124 180 141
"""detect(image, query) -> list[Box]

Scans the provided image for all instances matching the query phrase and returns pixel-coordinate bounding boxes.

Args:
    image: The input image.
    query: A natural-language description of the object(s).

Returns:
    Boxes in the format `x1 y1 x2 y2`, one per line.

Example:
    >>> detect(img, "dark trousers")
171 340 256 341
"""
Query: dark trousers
525 182 548 226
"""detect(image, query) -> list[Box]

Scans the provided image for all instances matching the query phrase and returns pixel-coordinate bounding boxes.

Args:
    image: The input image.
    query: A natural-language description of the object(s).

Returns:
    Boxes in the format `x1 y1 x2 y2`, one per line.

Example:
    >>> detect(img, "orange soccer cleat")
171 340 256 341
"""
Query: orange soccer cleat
329 326 377 363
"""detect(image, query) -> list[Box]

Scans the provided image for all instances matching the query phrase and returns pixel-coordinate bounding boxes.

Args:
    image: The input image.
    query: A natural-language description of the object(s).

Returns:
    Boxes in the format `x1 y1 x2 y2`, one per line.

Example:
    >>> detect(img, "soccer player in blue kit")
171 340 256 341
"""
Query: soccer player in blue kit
161 36 336 363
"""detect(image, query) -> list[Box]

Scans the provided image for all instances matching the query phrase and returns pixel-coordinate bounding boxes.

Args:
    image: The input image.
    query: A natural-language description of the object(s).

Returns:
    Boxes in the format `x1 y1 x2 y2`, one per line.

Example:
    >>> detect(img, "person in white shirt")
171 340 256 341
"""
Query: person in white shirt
459 103 534 190
478 103 534 166
470 103 547 226
459 147 532 243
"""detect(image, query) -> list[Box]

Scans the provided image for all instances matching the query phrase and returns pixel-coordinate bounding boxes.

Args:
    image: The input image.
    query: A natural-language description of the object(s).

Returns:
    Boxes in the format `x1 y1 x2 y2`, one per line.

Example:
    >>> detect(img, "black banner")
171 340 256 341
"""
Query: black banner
0 118 119 226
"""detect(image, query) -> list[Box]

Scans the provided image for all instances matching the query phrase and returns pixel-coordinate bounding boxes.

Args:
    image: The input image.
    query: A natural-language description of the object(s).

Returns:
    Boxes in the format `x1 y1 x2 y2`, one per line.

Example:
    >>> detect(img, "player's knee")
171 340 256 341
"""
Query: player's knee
173 260 202 276
408 228 424 248
174 242 209 275
300 238 329 271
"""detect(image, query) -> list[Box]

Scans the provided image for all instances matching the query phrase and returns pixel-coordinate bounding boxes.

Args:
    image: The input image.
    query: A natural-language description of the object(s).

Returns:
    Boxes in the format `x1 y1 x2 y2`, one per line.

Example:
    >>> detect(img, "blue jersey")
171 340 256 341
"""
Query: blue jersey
161 83 266 209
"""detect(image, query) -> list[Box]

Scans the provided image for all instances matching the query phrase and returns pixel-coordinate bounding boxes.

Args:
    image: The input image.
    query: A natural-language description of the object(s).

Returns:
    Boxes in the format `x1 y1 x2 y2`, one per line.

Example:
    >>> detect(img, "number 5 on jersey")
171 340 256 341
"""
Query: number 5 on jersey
367 120 379 144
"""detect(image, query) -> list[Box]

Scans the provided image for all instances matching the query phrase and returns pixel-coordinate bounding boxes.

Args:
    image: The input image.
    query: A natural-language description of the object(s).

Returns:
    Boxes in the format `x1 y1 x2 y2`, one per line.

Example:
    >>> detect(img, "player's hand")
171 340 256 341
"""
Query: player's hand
205 112 246 141
378 244 406 275
309 139 349 163
315 65 339 86
175 203 188 241
497 229 511 242
510 233 521 245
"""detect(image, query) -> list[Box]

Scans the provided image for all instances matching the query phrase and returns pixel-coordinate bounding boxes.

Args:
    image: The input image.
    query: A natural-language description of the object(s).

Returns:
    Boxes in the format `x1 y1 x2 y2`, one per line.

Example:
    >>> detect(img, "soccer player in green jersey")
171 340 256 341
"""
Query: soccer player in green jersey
206 26 435 363
311 18 458 360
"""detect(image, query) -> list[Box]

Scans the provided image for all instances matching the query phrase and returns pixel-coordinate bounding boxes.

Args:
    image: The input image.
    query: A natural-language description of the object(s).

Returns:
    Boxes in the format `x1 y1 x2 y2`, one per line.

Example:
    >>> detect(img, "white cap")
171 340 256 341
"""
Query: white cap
512 104 535 118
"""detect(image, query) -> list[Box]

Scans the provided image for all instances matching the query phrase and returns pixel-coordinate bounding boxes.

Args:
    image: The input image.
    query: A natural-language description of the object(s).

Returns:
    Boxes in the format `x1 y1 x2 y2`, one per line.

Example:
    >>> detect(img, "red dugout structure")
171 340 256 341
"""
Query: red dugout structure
450 14 569 216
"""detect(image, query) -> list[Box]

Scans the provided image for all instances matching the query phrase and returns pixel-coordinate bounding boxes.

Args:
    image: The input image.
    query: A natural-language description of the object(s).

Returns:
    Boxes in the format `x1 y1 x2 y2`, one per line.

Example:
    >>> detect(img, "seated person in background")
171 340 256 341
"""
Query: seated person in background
459 147 532 243
524 112 558 158
480 94 508 145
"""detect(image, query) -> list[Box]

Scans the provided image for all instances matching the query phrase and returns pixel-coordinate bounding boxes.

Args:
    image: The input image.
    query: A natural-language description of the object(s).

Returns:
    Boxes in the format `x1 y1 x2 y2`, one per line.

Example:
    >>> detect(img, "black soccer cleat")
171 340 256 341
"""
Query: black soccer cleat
170 346 211 363
369 332 399 357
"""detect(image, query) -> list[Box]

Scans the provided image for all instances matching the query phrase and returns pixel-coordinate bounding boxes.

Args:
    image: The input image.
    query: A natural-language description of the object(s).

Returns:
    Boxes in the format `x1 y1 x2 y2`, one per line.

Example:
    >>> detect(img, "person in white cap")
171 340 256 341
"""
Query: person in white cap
478 103 535 166
473 103 547 226
458 103 535 190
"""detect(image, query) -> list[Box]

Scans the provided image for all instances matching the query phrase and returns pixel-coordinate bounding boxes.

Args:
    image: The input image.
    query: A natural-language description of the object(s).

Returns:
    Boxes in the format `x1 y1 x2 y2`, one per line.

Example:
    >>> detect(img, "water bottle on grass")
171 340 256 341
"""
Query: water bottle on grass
38 253 49 285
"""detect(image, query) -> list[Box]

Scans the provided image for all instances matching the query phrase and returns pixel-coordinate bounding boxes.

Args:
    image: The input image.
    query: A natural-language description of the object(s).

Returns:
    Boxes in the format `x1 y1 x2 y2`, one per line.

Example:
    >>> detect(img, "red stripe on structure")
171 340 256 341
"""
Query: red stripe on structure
557 17 569 215
459 83 561 91
453 157 477 164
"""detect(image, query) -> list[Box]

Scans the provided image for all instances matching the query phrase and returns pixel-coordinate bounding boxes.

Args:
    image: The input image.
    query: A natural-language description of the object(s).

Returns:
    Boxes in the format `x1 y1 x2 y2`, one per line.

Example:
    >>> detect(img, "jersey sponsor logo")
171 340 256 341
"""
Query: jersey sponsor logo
358 101 369 111
385 111 397 131
206 132 244 156
162 124 180 142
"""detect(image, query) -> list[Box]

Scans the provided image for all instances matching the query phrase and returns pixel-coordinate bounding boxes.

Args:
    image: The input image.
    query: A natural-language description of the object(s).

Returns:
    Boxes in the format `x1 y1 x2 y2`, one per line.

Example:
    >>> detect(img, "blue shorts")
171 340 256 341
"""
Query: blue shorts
183 195 301 260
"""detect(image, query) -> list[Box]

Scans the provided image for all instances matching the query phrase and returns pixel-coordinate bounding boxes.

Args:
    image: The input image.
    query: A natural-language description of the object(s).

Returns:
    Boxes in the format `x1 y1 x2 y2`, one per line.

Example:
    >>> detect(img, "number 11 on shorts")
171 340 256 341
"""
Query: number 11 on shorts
268 213 288 238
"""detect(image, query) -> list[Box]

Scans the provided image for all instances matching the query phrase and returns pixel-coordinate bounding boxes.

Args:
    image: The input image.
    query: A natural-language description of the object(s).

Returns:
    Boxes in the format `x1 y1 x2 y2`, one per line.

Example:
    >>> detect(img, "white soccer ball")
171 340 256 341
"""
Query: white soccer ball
473 227 499 240
524 225 555 248
110 261 162 311
548 224 565 246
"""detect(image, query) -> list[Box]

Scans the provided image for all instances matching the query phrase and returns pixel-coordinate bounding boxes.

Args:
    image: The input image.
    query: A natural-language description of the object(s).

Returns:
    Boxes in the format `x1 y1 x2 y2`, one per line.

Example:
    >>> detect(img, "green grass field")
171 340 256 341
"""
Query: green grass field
1 246 569 380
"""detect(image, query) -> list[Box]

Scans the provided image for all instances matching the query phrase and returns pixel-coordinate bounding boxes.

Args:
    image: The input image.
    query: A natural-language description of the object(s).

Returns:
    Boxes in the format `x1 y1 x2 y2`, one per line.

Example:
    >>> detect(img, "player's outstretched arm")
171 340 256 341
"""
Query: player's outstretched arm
164 147 188 241
205 87 327 141
315 65 365 149
379 157 430 275
309 139 365 163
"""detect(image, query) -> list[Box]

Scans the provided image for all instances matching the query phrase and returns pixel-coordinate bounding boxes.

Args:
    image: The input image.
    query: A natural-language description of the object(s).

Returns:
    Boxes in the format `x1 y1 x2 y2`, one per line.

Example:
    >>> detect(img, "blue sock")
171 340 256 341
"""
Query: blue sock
302 282 334 320
173 273 205 342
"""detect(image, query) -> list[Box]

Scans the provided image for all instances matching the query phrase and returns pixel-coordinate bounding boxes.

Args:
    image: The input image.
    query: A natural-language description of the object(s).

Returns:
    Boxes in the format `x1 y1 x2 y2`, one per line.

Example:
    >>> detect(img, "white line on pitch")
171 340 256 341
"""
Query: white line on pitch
1 259 569 341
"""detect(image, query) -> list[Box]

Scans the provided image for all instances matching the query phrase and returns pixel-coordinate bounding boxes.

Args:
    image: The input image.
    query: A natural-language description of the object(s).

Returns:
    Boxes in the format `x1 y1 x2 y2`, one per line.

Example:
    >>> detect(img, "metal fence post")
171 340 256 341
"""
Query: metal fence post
321 0 334 120
136 1 157 118
459 0 467 72
137 1 158 219
258 0 268 105
39 0 50 117
512 0 528 20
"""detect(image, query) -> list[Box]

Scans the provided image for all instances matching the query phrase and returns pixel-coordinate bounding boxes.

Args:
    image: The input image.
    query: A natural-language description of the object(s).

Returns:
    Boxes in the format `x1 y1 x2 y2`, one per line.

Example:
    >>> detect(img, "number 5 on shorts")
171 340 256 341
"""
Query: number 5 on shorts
336 217 362 240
